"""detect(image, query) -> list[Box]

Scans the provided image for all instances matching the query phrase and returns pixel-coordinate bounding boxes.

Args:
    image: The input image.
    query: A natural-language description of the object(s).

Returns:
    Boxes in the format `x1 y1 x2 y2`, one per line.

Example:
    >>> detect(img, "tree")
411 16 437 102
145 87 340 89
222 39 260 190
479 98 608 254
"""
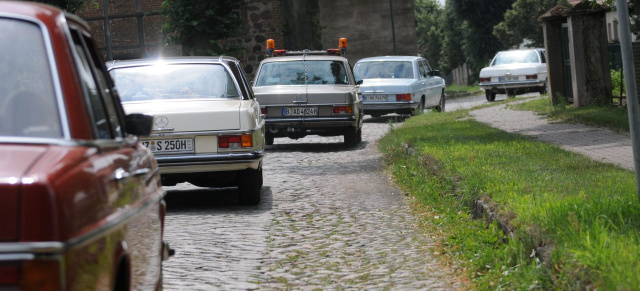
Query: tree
438 0 466 76
493 0 570 48
415 0 444 72
162 0 243 56
29 0 92 13
449 0 515 81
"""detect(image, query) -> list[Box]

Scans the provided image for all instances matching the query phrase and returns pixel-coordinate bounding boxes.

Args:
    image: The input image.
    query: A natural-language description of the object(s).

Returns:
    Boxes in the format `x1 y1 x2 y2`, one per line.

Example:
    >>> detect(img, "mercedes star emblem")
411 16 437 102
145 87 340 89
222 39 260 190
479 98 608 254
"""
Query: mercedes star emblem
155 116 169 128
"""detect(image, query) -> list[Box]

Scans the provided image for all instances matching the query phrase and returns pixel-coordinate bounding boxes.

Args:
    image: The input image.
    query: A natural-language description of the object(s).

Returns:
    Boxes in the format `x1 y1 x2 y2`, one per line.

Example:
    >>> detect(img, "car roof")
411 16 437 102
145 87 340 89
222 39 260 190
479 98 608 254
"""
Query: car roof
107 56 240 69
496 48 545 54
259 55 349 63
355 56 423 63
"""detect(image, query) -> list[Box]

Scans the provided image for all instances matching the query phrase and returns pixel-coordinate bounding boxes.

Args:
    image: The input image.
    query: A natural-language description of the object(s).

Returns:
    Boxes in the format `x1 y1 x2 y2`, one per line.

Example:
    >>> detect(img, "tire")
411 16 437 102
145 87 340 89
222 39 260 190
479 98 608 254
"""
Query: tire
344 126 359 147
412 99 424 116
356 127 362 143
539 81 548 95
238 167 261 205
265 134 274 146
485 91 496 102
371 114 382 118
435 92 445 112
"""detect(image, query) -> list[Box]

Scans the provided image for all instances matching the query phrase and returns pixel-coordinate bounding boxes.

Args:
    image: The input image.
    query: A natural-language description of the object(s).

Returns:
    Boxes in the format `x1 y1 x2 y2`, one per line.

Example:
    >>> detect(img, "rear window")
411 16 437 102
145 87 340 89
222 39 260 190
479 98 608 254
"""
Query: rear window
491 51 540 66
353 61 414 79
255 60 349 86
110 64 240 102
0 18 61 138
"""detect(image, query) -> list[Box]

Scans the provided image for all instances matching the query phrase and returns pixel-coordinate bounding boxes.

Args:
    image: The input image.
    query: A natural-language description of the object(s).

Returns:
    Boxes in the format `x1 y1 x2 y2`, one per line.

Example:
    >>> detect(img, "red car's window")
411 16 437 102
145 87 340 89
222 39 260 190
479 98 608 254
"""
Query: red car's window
0 18 61 138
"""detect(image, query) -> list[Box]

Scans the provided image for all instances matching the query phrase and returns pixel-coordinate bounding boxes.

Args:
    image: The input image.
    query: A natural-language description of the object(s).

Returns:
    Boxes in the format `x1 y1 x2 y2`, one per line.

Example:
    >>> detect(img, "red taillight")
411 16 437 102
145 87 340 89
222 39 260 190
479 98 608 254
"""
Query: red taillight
479 77 490 83
20 260 61 291
327 49 340 55
333 105 353 114
526 74 537 80
261 107 267 115
396 94 411 101
218 134 253 149
0 264 18 285
273 49 286 56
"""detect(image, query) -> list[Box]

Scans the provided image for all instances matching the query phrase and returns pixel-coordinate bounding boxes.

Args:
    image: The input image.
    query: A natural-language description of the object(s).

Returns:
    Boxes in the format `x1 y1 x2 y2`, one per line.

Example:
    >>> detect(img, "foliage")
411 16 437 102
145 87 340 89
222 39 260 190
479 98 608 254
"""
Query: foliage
437 0 467 76
494 0 570 48
415 0 444 72
449 0 515 81
161 0 243 56
611 69 626 98
379 106 640 289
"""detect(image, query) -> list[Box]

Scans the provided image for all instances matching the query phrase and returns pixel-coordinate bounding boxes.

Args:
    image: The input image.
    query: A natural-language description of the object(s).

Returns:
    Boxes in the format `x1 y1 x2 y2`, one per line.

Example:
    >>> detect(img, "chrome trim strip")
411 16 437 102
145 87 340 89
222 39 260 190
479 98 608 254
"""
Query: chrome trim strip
148 128 259 138
0 242 64 254
0 254 36 261
363 101 417 105
265 117 355 123
155 152 264 165
479 80 544 87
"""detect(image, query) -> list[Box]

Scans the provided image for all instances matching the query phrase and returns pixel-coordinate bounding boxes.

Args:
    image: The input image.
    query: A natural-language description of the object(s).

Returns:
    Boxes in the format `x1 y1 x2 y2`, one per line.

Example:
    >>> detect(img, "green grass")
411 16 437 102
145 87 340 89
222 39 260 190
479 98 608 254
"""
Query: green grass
379 109 640 290
445 85 481 97
509 96 630 132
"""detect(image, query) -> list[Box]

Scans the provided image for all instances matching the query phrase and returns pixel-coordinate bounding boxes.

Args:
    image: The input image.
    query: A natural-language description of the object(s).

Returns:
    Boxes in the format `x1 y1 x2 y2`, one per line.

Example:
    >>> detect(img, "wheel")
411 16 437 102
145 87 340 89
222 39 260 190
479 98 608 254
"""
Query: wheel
265 134 274 146
412 99 424 116
344 126 359 147
435 92 445 112
370 114 382 118
356 127 362 143
485 91 496 102
539 81 548 95
238 167 262 205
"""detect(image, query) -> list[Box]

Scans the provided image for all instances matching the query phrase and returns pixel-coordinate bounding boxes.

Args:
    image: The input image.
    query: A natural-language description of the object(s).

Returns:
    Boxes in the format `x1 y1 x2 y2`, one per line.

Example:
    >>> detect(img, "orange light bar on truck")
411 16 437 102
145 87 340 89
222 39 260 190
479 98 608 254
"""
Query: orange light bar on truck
266 39 276 57
339 38 347 49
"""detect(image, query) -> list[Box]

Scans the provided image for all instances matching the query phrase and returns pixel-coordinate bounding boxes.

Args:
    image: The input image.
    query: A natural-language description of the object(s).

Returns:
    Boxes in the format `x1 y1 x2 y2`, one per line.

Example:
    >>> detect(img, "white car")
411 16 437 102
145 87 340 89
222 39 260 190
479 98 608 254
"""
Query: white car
108 57 265 205
479 49 548 101
353 56 445 117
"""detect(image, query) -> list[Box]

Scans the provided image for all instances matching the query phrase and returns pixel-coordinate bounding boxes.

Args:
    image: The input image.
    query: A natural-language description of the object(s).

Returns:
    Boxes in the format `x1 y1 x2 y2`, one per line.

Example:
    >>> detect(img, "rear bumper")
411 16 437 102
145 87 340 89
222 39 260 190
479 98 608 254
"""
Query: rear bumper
155 152 265 174
479 80 545 92
363 101 418 112
265 116 357 128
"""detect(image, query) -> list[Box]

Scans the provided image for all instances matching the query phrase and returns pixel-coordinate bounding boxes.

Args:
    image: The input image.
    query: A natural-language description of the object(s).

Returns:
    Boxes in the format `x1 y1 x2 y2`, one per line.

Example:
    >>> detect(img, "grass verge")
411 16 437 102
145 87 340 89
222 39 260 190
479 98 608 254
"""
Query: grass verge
509 96 630 132
379 109 640 290
446 85 481 98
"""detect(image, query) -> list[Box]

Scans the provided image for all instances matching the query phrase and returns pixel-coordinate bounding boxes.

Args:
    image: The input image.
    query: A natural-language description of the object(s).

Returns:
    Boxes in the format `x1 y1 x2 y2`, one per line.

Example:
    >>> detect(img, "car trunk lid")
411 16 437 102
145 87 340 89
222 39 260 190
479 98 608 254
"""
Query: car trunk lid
122 99 241 132
359 79 413 94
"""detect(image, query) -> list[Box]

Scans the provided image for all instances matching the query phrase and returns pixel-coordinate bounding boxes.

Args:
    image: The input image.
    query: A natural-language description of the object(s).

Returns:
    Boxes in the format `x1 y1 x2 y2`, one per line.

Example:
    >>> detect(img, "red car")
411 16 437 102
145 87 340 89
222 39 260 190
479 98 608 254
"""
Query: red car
0 2 169 290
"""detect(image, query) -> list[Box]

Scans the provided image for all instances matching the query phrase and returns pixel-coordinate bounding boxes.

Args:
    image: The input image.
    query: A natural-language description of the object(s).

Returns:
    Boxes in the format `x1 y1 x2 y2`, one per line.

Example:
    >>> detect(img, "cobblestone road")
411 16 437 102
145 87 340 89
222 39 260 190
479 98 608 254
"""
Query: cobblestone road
162 115 463 290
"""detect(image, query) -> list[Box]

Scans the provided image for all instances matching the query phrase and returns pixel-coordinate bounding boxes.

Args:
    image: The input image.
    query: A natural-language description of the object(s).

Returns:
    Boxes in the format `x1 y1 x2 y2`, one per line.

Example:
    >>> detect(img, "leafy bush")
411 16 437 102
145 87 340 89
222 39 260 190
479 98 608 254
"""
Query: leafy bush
611 69 625 97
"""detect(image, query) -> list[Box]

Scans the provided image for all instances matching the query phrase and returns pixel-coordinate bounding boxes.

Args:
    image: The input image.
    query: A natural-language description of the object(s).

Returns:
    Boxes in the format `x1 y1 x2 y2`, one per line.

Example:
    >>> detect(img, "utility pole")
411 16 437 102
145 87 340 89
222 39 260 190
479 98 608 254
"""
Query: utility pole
389 0 397 55
616 0 640 203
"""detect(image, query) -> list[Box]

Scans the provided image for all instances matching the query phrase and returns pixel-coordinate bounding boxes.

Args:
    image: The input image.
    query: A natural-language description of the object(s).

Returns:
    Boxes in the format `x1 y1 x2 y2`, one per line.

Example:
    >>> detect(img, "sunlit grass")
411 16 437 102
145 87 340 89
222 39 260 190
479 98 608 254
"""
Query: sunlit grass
379 109 640 290
510 96 630 132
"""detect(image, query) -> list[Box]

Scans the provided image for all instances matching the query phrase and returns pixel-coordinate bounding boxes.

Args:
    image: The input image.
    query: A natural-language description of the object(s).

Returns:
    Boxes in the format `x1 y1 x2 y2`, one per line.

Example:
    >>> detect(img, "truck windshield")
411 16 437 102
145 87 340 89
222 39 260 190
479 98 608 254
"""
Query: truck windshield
255 60 349 86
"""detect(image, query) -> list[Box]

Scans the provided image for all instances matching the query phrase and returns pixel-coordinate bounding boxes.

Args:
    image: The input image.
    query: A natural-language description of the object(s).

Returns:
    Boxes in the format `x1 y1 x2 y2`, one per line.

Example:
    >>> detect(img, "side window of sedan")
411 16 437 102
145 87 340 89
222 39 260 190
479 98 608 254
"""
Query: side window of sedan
70 28 123 140
418 61 428 79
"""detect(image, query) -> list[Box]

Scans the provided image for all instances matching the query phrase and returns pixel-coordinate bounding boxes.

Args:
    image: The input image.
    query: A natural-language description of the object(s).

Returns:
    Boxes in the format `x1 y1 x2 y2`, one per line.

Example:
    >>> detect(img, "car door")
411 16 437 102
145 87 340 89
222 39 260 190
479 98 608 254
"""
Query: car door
67 24 162 290
420 59 439 107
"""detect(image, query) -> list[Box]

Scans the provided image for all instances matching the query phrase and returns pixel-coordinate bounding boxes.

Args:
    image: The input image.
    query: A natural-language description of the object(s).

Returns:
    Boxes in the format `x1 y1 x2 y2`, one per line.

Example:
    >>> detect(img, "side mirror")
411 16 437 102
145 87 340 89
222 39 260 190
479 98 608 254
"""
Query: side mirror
356 79 363 85
125 113 153 136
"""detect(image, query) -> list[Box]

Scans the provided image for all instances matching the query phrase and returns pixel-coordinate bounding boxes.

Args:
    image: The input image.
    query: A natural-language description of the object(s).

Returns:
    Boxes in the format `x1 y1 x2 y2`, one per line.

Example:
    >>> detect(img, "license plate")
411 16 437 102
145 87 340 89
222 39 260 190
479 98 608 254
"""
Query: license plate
500 75 519 82
142 138 193 153
364 95 387 101
283 107 318 116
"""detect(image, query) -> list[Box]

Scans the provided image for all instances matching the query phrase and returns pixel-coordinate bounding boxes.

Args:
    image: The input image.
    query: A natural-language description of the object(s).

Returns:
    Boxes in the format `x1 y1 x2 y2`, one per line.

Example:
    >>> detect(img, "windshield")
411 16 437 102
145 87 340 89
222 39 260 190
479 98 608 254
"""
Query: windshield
111 64 240 102
0 19 61 138
491 51 540 66
254 60 349 86
353 61 414 79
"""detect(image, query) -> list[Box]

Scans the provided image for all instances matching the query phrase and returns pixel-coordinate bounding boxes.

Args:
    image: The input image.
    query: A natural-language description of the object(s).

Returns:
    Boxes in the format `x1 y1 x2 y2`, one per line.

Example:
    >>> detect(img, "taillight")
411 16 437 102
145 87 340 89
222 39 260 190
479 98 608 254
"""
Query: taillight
333 105 353 114
327 49 340 55
0 264 18 285
273 49 286 56
396 94 411 101
261 107 267 115
20 260 61 291
479 77 490 83
218 134 253 149
526 74 537 80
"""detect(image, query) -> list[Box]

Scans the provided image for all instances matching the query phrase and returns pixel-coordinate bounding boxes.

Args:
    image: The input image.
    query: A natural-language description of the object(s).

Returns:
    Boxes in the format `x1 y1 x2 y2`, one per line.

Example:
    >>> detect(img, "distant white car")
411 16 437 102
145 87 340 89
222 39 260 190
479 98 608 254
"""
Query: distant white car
479 49 548 101
109 57 265 205
353 56 445 117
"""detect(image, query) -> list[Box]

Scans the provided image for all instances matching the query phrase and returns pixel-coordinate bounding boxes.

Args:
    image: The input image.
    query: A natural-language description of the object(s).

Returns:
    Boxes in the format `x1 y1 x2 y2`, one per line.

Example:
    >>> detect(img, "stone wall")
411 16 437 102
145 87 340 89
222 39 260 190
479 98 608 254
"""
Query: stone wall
78 0 417 77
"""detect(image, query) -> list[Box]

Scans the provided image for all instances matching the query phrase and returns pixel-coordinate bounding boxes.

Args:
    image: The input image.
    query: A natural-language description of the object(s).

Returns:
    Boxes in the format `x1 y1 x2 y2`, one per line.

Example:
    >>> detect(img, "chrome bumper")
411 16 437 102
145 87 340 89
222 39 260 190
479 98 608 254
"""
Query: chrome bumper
479 80 545 90
363 101 418 111
155 152 265 174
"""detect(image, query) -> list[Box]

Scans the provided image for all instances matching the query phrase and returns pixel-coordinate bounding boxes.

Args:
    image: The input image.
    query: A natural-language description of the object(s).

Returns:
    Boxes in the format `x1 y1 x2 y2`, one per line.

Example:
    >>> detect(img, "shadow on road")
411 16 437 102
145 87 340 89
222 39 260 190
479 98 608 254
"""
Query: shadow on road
364 115 408 124
164 185 273 213
266 140 369 153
